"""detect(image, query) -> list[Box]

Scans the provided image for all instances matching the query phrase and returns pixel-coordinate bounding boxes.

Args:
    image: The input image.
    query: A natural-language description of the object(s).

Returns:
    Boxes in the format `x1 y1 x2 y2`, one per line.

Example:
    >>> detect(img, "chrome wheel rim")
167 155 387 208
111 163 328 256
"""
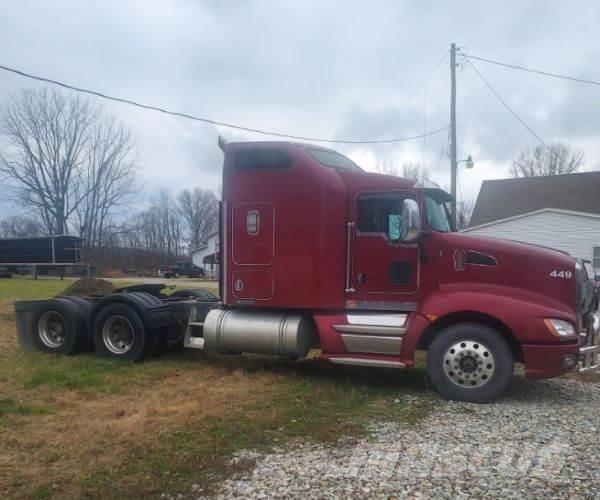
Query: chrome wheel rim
38 311 67 348
102 315 135 354
443 340 495 388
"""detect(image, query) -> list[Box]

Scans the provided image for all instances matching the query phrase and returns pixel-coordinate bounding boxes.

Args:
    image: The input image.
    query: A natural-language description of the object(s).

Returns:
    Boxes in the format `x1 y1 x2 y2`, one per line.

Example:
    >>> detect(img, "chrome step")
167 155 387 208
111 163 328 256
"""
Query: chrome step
183 304 205 350
339 333 402 355
186 336 205 349
329 357 406 369
332 324 406 336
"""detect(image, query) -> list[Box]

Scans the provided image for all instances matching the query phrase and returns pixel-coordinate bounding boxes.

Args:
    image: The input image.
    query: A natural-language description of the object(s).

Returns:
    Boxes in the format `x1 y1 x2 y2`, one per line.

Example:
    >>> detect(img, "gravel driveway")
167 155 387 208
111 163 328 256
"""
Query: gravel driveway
206 373 600 498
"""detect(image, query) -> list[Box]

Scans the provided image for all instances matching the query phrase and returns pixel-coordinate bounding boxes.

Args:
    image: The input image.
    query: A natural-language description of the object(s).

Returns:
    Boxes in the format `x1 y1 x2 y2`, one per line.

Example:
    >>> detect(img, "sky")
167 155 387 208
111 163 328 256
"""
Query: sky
1 0 599 217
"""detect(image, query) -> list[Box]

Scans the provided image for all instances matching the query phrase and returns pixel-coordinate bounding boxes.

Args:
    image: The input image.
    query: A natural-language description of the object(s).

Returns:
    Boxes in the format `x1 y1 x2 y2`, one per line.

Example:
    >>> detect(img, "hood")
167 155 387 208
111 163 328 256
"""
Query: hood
439 232 577 314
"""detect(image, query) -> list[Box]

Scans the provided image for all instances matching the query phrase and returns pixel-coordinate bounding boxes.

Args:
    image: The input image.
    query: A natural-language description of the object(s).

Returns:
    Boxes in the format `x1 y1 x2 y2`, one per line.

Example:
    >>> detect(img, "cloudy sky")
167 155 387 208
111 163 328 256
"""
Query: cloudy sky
1 0 599 216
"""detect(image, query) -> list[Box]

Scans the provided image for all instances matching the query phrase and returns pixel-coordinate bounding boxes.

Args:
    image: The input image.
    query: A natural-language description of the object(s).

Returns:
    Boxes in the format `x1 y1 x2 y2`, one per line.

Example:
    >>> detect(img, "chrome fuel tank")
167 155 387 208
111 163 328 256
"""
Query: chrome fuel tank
203 309 315 358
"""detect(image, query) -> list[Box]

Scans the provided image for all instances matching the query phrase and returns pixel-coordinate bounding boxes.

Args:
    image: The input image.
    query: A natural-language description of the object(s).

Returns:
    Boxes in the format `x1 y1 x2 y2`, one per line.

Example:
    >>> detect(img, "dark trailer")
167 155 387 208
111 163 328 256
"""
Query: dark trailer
0 236 83 278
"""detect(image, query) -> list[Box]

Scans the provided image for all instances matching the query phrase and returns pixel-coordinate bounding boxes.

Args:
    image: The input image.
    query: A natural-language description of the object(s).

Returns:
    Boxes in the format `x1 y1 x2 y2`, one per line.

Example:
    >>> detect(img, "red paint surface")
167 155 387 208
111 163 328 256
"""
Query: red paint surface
220 141 580 380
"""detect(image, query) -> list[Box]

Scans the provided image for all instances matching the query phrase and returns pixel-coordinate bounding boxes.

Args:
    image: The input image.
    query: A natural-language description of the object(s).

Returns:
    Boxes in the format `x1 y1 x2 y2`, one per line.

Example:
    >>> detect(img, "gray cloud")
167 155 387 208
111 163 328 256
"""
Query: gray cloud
0 0 599 215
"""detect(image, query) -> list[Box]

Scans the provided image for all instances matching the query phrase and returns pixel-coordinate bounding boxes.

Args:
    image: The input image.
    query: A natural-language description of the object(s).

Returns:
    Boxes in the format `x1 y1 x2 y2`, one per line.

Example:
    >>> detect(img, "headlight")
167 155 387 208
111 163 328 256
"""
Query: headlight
544 318 576 338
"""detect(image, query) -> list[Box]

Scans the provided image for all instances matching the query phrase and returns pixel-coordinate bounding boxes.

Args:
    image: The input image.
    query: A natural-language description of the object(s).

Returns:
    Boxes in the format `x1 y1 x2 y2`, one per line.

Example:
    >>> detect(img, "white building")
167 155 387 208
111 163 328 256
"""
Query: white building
190 231 219 278
464 172 600 274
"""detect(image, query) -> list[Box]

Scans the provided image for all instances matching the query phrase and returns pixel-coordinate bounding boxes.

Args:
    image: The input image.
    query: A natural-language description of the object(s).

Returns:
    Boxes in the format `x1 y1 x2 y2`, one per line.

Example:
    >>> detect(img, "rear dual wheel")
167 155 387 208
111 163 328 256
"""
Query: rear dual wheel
92 303 157 362
426 322 513 403
32 298 91 355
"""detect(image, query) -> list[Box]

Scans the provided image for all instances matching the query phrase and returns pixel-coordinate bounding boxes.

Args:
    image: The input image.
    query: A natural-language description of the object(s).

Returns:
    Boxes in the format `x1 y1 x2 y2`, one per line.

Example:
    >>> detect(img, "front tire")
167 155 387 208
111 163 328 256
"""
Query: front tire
426 322 513 403
92 303 157 362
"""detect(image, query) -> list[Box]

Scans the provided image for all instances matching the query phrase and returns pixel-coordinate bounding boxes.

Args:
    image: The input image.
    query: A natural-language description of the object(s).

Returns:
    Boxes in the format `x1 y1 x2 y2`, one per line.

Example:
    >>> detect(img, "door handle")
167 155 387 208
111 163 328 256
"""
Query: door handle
357 273 366 285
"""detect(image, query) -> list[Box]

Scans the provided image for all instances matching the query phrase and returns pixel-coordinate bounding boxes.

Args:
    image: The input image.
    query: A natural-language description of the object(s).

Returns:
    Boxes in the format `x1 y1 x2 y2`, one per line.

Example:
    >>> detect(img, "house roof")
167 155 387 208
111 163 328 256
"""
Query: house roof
469 171 600 227
190 231 219 254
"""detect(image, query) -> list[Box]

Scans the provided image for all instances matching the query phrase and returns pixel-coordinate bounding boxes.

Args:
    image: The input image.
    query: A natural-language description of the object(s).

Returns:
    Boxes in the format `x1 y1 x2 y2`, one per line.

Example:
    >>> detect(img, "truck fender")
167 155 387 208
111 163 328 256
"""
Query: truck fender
400 288 577 362
92 292 175 331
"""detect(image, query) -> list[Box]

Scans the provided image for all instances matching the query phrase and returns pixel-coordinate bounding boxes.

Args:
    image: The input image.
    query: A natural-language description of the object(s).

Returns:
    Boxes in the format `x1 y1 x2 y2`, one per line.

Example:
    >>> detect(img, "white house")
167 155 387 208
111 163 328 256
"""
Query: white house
464 171 600 274
190 231 219 278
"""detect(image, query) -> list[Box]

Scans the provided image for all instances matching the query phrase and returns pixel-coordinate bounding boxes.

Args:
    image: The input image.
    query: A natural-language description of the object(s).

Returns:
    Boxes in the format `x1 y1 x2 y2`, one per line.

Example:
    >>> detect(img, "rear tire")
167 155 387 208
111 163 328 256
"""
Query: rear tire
59 296 94 351
92 303 156 362
31 298 89 355
426 322 513 403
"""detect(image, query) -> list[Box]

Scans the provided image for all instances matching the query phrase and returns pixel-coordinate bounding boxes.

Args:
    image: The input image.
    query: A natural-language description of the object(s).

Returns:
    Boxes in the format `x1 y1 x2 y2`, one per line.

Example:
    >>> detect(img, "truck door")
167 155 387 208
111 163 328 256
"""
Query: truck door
350 192 419 297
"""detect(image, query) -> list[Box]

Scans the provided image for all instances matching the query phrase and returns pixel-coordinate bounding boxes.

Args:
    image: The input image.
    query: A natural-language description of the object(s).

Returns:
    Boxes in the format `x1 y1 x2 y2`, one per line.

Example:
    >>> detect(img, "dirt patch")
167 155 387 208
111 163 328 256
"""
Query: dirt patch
60 278 114 297
0 300 14 322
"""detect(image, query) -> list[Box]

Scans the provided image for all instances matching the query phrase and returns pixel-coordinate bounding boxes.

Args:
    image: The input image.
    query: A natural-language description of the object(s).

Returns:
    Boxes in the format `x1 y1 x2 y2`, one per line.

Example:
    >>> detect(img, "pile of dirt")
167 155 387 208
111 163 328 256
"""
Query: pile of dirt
60 278 114 297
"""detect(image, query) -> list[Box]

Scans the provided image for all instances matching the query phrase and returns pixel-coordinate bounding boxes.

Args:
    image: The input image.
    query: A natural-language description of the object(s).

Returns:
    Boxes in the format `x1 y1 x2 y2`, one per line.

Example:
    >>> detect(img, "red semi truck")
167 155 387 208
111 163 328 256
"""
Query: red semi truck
14 139 600 402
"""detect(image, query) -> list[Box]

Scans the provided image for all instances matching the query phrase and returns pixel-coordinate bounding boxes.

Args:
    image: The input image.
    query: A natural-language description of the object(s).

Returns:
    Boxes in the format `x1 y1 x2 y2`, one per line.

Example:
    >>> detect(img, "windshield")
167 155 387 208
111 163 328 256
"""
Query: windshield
424 194 452 232
306 148 362 171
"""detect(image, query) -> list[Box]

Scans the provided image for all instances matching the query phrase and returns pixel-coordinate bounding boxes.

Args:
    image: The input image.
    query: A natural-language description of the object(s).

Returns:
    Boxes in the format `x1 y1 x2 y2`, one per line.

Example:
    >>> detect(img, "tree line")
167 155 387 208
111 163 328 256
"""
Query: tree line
375 141 590 230
0 86 592 271
0 88 218 272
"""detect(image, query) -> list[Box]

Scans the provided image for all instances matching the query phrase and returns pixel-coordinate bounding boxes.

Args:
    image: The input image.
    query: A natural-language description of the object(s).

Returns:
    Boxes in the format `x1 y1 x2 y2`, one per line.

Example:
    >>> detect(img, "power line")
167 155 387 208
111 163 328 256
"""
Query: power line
464 54 600 87
465 58 550 149
374 50 449 140
0 63 448 145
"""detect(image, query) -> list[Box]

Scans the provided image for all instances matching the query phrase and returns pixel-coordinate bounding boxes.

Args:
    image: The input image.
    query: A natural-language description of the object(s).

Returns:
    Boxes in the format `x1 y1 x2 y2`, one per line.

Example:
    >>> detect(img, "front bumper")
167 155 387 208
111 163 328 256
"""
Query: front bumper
522 342 580 379
579 313 600 374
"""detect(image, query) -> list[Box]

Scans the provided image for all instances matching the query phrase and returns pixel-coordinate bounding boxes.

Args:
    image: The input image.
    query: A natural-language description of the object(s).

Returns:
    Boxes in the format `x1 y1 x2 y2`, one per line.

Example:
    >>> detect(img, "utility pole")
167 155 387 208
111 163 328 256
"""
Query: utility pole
450 42 458 228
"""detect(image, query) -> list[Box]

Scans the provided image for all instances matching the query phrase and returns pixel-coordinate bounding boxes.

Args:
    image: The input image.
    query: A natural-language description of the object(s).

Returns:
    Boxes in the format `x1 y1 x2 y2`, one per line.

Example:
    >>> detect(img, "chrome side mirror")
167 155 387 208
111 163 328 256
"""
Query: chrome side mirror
400 198 421 242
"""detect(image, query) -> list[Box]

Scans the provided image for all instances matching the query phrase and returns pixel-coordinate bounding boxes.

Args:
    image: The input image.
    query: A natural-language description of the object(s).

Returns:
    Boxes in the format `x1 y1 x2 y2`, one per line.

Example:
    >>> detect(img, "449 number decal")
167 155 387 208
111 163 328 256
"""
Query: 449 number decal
549 270 572 279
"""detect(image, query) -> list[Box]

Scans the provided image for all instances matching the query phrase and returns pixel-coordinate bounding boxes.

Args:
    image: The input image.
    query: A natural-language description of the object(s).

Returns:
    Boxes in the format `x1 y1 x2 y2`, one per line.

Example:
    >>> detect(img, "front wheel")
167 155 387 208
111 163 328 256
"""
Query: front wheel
426 322 513 403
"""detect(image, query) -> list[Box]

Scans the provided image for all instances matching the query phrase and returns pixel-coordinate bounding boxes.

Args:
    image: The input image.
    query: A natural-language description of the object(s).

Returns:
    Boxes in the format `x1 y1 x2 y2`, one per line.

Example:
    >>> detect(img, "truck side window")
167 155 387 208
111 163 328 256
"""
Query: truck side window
356 195 406 239
233 148 293 170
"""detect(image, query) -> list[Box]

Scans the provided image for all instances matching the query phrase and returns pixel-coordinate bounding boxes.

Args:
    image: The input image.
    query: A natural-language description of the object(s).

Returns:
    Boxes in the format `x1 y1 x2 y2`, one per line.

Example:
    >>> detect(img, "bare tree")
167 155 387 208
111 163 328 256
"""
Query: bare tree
0 88 99 234
0 215 42 238
178 188 219 249
510 143 584 178
75 117 137 254
456 199 474 231
402 163 429 183
375 161 429 182
375 160 400 177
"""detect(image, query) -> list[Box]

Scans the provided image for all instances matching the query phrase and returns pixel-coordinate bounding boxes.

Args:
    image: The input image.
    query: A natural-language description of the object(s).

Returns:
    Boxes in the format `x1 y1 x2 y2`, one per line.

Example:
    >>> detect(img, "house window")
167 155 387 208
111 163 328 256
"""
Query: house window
593 247 600 273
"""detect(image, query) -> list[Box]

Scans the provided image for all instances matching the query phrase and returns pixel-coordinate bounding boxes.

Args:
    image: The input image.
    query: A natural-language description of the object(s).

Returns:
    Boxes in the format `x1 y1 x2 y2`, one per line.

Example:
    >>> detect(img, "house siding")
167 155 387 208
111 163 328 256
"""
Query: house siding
191 233 220 277
464 211 600 266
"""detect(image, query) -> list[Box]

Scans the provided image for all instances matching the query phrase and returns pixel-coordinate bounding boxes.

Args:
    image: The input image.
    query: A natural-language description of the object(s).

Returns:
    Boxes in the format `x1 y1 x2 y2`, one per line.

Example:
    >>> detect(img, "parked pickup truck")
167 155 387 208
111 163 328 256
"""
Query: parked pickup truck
158 261 205 279
13 139 600 403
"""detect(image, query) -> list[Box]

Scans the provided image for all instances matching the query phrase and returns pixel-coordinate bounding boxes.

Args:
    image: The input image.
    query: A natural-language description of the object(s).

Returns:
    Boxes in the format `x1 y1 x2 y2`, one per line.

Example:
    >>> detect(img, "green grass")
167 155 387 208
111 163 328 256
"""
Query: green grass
0 277 438 498
0 277 76 300
1 350 205 395
0 398 55 417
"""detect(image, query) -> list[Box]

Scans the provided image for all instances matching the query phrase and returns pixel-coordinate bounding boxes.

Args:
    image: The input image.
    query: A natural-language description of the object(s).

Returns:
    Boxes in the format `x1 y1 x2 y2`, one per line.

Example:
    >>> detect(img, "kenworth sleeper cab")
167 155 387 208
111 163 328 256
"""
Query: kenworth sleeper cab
14 139 600 402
